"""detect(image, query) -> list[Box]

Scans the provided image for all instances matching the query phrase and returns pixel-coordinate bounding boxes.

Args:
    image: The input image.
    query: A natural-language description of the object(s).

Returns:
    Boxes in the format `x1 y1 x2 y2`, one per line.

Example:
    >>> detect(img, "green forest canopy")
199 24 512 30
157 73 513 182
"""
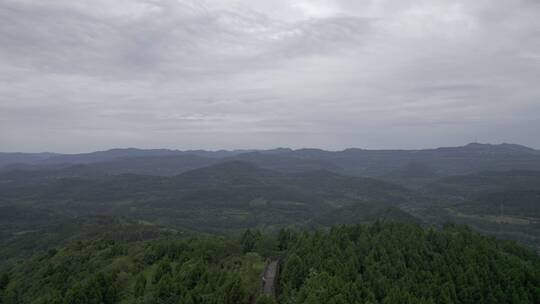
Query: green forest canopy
1 223 539 304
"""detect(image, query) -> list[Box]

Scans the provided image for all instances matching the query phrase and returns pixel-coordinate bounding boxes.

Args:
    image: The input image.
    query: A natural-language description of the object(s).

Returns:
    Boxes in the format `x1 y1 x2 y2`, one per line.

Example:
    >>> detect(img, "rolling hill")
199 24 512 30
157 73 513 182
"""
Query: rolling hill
420 170 540 251
0 161 424 243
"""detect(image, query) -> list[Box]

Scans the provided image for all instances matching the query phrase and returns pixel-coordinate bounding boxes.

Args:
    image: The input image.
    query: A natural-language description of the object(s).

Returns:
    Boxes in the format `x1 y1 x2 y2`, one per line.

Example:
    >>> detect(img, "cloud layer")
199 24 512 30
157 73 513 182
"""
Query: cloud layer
1 0 539 152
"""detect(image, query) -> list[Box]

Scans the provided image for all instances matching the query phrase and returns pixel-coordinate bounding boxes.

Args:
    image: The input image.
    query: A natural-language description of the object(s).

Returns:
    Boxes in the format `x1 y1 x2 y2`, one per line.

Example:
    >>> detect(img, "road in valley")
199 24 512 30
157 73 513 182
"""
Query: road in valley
261 259 279 298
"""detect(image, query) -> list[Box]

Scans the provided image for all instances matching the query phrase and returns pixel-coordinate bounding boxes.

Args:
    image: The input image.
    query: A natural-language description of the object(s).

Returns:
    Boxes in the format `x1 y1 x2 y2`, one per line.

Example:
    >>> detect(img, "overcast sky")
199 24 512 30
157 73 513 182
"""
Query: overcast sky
1 0 539 152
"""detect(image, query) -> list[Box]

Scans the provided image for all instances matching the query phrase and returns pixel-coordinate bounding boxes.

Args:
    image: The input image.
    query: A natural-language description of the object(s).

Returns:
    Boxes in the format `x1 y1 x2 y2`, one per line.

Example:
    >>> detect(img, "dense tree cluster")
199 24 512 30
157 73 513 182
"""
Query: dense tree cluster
279 223 540 304
1 223 539 304
0 237 265 304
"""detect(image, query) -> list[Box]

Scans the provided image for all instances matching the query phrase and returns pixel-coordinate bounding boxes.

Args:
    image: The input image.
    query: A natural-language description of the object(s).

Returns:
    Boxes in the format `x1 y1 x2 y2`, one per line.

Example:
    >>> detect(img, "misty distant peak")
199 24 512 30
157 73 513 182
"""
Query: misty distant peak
463 143 536 152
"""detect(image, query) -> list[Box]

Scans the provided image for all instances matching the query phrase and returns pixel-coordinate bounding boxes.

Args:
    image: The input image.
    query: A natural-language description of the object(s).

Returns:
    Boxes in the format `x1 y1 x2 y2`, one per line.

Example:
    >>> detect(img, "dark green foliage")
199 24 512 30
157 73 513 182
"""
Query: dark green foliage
256 294 277 304
1 235 265 304
0 273 8 290
133 274 146 298
152 259 172 283
0 273 8 304
0 216 175 270
279 223 540 304
217 273 247 304
2 223 540 303
278 228 294 250
63 273 118 304
241 229 261 253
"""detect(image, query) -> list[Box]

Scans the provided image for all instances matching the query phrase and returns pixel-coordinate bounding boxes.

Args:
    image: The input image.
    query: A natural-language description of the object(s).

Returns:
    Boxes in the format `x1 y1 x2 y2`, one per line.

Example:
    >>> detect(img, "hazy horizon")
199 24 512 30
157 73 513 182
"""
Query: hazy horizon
2 141 538 155
2 0 539 152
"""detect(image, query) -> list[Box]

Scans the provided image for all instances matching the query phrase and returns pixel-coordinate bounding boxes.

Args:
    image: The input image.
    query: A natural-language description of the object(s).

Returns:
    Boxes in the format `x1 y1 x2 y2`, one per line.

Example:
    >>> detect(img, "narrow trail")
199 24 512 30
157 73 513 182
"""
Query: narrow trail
259 258 280 302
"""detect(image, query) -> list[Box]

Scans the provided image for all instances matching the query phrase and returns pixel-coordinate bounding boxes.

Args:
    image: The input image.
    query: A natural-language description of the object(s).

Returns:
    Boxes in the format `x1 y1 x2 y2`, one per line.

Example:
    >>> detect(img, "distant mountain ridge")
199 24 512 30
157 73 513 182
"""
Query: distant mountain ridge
3 142 536 159
1 143 539 179
2 144 540 253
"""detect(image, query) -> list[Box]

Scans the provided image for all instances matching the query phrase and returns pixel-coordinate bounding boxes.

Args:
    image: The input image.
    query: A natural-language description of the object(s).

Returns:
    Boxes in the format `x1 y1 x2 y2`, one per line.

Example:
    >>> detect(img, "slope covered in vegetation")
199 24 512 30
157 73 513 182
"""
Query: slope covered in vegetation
1 233 267 304
1 223 539 304
279 223 540 304
0 162 423 236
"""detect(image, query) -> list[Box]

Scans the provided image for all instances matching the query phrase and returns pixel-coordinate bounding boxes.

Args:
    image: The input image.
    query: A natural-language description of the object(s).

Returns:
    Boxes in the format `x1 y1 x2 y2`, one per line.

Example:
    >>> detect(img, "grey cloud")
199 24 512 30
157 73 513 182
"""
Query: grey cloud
0 0 371 80
1 0 540 152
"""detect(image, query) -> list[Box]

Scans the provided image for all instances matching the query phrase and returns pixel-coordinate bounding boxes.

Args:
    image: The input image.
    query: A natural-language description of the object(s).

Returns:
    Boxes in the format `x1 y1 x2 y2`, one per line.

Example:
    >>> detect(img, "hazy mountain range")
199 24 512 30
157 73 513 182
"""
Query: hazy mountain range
1 141 539 304
1 142 539 259
3 143 539 178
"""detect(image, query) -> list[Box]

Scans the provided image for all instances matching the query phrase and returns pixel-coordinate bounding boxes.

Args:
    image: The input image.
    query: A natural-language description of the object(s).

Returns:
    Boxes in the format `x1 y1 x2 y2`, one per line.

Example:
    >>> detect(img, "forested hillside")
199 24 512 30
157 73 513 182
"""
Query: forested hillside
0 161 423 238
419 170 540 251
0 231 266 304
279 223 540 304
2 154 540 253
2 143 540 303
1 223 539 304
